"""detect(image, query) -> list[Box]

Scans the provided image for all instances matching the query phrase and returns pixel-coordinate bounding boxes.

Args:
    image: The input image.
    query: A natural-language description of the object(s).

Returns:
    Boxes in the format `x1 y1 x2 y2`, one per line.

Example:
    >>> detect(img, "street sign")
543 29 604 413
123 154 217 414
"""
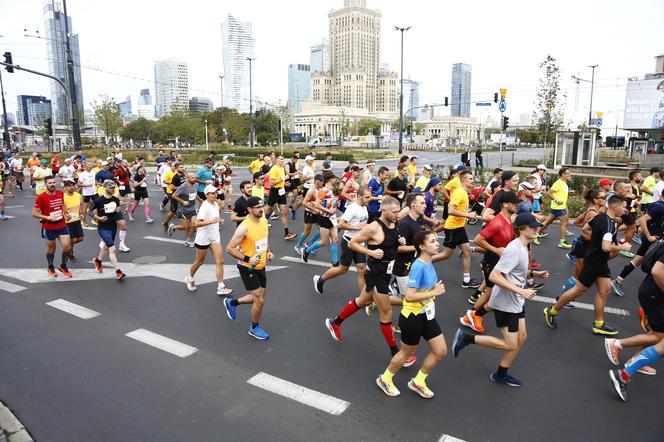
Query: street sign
498 101 506 112
596 111 603 119
595 119 602 127
500 88 507 99
475 102 492 107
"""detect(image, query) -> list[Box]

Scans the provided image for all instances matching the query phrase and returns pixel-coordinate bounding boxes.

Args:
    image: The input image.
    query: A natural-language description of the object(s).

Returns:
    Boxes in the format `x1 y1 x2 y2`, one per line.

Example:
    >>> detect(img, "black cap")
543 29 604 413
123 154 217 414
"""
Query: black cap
515 213 542 228
500 191 520 205
246 197 264 208
500 170 517 185
63 179 75 186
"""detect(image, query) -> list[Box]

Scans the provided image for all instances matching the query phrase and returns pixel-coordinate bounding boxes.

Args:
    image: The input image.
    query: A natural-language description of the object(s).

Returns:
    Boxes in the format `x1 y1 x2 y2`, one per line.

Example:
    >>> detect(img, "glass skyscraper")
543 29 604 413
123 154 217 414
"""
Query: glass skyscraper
310 39 329 73
451 63 472 117
16 95 52 126
221 14 255 113
288 64 310 114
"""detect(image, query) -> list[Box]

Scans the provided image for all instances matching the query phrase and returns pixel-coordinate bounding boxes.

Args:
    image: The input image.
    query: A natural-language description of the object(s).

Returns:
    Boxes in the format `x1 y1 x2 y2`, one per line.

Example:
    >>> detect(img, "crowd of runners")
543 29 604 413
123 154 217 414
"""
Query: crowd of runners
2 146 664 403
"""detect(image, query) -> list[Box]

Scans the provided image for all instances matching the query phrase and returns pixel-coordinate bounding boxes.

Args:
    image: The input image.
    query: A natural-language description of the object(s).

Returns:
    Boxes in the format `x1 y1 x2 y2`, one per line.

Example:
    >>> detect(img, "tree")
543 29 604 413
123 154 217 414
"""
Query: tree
356 118 381 136
92 95 123 144
532 55 566 145
121 117 154 142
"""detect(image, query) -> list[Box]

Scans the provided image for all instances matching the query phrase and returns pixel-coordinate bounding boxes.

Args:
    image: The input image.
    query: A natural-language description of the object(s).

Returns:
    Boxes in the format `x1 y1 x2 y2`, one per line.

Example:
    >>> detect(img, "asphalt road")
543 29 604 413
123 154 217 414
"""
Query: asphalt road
0 167 661 442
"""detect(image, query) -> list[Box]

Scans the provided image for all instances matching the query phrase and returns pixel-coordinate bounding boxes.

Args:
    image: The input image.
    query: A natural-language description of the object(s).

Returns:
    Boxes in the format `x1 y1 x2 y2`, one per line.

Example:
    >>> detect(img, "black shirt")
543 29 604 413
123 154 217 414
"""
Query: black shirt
92 195 122 229
585 213 617 263
639 248 664 299
171 172 184 189
367 219 399 273
488 189 514 214
233 195 249 225
387 176 408 205
393 214 422 277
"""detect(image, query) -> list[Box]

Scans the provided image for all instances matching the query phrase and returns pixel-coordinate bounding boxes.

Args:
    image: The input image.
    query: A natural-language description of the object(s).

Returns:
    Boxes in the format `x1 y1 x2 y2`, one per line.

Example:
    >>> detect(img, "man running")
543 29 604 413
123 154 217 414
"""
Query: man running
386 163 409 207
265 155 297 240
224 197 273 340
391 193 426 298
338 164 362 213
362 160 376 187
286 152 302 219
62 180 84 261
367 167 389 222
195 158 215 201
91 180 126 280
77 161 97 227
231 180 254 226
294 175 323 256
169 172 199 247
302 173 339 264
32 176 73 278
538 167 574 249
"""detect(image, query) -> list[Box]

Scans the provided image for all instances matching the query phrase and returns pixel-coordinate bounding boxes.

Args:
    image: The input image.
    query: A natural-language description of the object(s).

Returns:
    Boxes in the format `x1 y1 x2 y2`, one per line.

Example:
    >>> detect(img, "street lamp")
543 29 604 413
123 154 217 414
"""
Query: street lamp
394 26 411 155
247 57 255 148
204 119 209 150
218 74 224 123
587 64 598 126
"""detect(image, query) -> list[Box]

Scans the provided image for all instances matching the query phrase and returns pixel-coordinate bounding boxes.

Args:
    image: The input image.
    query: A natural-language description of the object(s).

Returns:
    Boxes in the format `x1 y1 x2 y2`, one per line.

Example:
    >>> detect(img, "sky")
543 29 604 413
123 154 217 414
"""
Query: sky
1 0 663 130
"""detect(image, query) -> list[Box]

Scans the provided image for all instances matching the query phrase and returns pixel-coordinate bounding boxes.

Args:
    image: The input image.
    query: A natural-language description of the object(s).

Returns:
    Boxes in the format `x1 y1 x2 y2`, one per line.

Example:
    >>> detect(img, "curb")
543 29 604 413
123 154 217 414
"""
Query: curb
0 401 33 442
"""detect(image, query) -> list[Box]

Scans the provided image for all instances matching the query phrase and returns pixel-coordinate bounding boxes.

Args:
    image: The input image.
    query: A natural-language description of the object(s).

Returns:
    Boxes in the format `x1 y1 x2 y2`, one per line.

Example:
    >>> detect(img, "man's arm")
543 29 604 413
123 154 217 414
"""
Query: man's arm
348 222 380 256
226 224 251 261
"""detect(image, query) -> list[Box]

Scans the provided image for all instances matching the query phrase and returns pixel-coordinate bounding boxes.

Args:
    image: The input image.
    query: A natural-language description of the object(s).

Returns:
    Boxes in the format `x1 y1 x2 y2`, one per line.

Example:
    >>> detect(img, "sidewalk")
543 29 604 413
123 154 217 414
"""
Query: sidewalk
0 401 33 442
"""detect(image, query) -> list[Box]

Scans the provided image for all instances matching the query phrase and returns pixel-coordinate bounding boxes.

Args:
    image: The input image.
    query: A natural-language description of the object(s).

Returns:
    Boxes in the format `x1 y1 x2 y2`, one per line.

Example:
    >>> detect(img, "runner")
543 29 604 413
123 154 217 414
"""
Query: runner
407 156 419 189
367 167 389 222
26 153 40 189
422 177 444 232
158 158 173 212
195 158 215 201
413 164 433 192
286 152 302 219
453 213 548 387
32 159 50 195
482 170 518 222
386 163 409 207
224 197 273 340
300 155 315 193
391 192 426 299
441 166 464 221
169 172 199 247
338 164 361 212
248 153 265 175
32 176 72 277
482 168 502 199
58 157 76 185
114 160 132 215
0 172 6 220
163 162 184 231
613 181 638 258
313 186 370 294
10 151 23 192
77 161 97 227
531 164 548 214
128 165 153 223
543 195 631 335
538 167 574 249
91 180 126 280
265 155 297 240
222 155 235 213
640 167 660 214
294 175 323 256
230 180 253 226
185 184 233 295
302 173 339 264
62 180 84 261
376 230 447 398
362 160 376 187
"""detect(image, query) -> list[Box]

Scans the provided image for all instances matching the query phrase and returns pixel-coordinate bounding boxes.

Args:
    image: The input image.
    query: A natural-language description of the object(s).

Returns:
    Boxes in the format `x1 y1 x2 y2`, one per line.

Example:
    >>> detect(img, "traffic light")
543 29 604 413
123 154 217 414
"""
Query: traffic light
444 97 449 107
45 117 53 136
3 52 13 73
494 93 498 103
502 116 509 130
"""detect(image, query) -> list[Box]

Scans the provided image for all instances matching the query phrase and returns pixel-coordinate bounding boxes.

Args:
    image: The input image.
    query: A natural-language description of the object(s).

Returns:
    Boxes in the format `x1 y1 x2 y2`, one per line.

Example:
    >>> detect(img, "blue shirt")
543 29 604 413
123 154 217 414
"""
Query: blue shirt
95 170 114 184
424 190 437 218
196 166 213 192
407 258 438 291
368 178 384 212
517 199 533 214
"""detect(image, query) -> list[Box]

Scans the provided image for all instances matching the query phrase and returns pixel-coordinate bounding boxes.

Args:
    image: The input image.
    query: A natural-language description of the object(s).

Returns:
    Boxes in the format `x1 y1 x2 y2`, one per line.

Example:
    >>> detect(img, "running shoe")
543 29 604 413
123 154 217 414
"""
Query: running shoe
592 323 619 336
376 375 400 397
365 302 377 316
248 325 270 340
217 284 233 296
162 222 168 233
452 328 469 357
224 298 237 320
313 275 324 295
533 237 541 245
403 356 417 367
128 213 135 222
639 307 650 333
611 280 625 297
604 338 621 365
558 241 573 249
392 324 401 334
184 240 195 248
284 232 297 241
467 292 480 305
489 372 522 387
146 218 154 224
626 355 657 375
0 215 8 221
461 278 481 289
269 212 280 220
58 265 73 278
388 279 400 297
159 202 165 212
538 232 550 238
632 235 642 245
407 379 434 399
185 276 197 292
294 245 304 256
115 269 126 280
565 252 577 264
325 318 342 341
460 309 485 333
566 230 574 236
167 223 176 236
620 250 635 258
92 257 103 273
609 370 628 402
555 296 575 309
526 281 544 290
302 249 310 263
69 255 78 263
118 243 131 253
543 307 558 329
47 266 57 278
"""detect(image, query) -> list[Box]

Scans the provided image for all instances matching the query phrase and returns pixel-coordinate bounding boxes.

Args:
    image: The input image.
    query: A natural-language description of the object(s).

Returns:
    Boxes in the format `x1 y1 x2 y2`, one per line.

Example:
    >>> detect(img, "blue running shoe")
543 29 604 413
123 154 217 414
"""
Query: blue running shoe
452 328 469 358
224 298 237 320
248 325 269 340
565 252 576 264
490 372 522 387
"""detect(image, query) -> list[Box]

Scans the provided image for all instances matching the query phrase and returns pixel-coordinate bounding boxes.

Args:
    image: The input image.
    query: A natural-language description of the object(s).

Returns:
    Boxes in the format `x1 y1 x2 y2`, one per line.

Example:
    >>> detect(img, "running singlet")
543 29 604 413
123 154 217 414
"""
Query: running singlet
367 219 399 274
341 178 359 202
305 187 319 214
238 217 269 270
63 192 82 223
34 190 67 230
401 258 438 317
317 187 335 218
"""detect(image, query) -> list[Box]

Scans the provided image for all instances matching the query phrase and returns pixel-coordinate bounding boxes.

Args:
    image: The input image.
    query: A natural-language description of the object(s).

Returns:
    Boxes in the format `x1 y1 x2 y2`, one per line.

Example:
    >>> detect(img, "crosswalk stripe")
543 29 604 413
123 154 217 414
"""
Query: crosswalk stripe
5 205 24 209
533 295 630 317
0 280 27 293
438 435 467 442
280 256 357 272
247 372 350 416
143 235 185 245
46 299 100 319
125 328 198 358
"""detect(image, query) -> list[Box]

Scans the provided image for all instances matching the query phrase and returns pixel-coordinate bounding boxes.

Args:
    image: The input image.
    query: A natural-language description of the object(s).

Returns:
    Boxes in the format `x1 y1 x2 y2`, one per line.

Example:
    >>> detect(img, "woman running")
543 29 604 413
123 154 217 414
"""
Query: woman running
129 165 154 223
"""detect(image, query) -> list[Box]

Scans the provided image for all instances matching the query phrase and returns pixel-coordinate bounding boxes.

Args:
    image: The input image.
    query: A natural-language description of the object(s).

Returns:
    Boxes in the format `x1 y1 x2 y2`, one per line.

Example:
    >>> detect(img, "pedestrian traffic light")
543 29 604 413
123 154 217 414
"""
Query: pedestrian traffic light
3 52 13 73
494 93 498 103
444 97 449 107
45 117 53 136
502 116 509 130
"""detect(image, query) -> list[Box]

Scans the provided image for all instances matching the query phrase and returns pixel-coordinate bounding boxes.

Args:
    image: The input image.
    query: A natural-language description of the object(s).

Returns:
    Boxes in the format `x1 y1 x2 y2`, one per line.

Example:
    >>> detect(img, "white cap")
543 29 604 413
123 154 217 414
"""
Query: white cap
100 161 108 166
536 164 547 170
423 164 433 171
204 184 217 194
519 181 535 190
223 155 230 160
305 155 314 161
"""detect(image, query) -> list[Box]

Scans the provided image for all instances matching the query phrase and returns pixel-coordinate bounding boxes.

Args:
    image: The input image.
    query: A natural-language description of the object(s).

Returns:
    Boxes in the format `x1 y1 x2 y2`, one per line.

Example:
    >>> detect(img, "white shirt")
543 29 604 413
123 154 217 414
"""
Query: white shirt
654 181 664 202
194 200 221 246
341 202 369 239
9 157 23 171
157 164 171 186
78 171 97 196
302 165 315 188
532 174 544 199
59 165 75 181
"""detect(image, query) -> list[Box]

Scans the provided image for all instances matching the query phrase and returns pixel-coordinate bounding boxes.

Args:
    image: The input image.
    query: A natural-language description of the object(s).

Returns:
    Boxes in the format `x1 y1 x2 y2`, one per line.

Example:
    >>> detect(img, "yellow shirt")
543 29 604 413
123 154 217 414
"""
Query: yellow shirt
550 179 569 210
251 185 264 198
163 170 176 194
250 159 265 175
33 167 49 194
414 176 430 191
407 164 418 183
444 187 469 229
269 165 286 189
63 191 82 223
239 217 269 270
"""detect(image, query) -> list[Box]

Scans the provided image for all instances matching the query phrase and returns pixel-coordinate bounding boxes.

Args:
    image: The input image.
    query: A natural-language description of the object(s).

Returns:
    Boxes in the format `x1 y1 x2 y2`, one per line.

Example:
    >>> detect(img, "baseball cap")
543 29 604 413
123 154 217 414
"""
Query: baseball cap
350 165 363 172
456 164 468 172
536 164 547 171
500 170 517 184
64 157 72 162
599 178 615 187
203 184 217 194
222 155 230 160
40 159 47 165
63 179 75 186
102 179 116 188
246 197 264 208
515 212 543 228
423 164 433 171
518 181 535 191
425 177 442 191
101 161 109 166
500 192 520 204
305 155 314 161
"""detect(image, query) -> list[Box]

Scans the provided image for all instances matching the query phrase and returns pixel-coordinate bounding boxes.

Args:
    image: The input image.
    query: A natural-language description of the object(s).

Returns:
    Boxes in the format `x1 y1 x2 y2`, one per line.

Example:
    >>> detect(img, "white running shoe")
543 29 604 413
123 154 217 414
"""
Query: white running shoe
185 276 197 292
118 243 131 252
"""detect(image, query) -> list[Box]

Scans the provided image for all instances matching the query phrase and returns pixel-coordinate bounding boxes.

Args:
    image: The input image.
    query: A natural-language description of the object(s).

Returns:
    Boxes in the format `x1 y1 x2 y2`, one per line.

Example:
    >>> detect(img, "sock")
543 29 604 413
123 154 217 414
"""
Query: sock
380 321 397 349
497 365 509 378
284 228 289 236
594 319 604 327
230 299 239 306
618 262 636 281
335 299 359 324
550 306 558 315
559 239 566 245
119 230 126 244
475 307 487 317
381 368 395 383
463 273 470 283
46 253 54 268
252 322 259 328
296 233 307 248
145 206 151 218
624 346 662 377
306 241 321 254
130 203 137 214
330 243 339 264
162 196 169 206
413 370 428 385
561 277 576 294
0 211 4 217
61 251 69 267
462 333 476 345
308 231 321 243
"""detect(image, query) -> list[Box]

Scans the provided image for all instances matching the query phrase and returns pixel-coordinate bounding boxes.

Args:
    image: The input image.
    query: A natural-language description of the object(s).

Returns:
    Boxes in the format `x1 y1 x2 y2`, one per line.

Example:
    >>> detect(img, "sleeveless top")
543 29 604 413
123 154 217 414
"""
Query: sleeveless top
238 217 269 270
367 218 399 273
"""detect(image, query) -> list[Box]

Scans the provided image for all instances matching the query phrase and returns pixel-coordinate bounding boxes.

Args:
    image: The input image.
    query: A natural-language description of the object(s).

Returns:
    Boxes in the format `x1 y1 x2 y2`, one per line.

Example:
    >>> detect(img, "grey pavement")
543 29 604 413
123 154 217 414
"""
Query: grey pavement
0 172 662 441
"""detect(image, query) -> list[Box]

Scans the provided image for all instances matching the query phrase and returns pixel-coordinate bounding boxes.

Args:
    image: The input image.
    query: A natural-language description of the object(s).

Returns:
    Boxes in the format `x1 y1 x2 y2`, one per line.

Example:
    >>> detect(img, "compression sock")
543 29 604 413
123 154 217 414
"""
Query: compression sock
46 253 54 267
230 299 239 307
296 233 307 248
462 333 476 345
306 241 321 254
497 365 509 378
594 320 604 328
330 243 339 264
623 346 662 378
413 370 428 385
475 306 487 317
61 251 69 267
251 322 259 328
145 206 151 218
119 230 127 245
130 203 137 214
284 228 289 236
334 299 360 324
307 231 321 243
550 306 559 315
380 321 397 350
618 262 636 281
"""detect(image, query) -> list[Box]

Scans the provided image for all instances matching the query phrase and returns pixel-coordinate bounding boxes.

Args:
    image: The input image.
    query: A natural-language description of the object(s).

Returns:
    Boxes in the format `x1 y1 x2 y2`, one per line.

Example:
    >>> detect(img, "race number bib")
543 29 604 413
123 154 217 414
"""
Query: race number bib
68 211 80 222
103 202 117 214
140 182 147 188
119 185 125 190
398 191 405 199
425 301 435 320
255 238 268 253
278 188 286 196
188 192 197 201
387 260 395 274
50 209 63 221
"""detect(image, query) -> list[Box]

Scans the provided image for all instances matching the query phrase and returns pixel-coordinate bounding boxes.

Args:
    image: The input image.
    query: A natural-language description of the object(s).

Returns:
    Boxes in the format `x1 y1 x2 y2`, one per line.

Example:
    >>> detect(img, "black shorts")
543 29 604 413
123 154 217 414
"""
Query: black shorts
398 313 442 346
481 253 500 288
238 265 267 291
494 309 525 333
364 270 391 294
577 261 611 288
621 212 636 226
134 189 148 201
636 235 654 257
67 220 84 239
267 188 287 206
119 187 131 197
290 179 301 191
317 216 334 230
216 192 225 201
83 194 98 203
170 198 179 213
195 243 211 250
639 288 664 333
443 227 469 249
340 236 366 266
304 211 318 225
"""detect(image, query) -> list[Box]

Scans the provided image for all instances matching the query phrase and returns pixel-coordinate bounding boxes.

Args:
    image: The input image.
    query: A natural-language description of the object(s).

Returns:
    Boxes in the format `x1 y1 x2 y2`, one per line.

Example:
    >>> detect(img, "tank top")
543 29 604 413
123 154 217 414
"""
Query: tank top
318 187 335 218
343 178 359 202
367 218 399 273
305 186 319 214
238 217 269 270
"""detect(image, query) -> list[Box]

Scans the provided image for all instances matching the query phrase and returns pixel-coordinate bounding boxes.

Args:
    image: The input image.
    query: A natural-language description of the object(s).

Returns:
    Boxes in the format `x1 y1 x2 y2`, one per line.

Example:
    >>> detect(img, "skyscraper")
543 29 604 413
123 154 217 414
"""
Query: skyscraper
16 95 52 126
154 58 189 118
402 79 420 120
118 96 132 118
43 1 84 125
189 97 214 114
221 14 255 113
139 89 152 106
288 64 311 114
310 39 329 73
451 63 472 117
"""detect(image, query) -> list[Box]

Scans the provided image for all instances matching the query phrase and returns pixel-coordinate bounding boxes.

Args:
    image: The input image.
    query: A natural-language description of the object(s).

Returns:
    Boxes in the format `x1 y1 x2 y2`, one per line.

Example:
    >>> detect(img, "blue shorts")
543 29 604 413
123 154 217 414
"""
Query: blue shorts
550 208 568 217
98 226 117 247
41 226 70 241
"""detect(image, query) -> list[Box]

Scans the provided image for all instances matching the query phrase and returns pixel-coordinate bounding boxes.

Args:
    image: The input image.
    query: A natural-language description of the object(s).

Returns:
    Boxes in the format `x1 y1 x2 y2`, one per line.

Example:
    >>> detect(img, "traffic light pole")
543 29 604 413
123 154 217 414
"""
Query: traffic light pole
0 69 10 147
499 109 503 167
62 0 82 151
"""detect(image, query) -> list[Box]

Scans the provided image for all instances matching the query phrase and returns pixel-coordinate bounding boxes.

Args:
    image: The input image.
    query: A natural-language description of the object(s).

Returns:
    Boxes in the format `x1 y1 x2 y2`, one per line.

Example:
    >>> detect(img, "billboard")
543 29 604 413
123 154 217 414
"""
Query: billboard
624 78 664 129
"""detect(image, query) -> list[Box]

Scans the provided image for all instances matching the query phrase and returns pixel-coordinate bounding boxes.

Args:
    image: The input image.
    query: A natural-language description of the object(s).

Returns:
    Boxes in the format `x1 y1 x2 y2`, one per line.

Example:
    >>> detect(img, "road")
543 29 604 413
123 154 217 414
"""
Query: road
0 165 661 442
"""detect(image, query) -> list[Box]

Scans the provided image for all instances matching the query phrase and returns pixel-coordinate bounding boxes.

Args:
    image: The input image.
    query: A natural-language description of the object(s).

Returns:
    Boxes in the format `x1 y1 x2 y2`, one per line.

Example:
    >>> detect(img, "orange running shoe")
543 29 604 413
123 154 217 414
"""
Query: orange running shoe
639 307 650 333
460 309 485 334
92 257 103 273
47 266 57 278
58 265 73 278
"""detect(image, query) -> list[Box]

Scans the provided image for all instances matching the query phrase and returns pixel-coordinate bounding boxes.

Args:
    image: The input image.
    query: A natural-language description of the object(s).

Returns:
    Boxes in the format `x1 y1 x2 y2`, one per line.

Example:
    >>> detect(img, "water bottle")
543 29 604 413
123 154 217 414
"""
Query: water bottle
248 254 261 271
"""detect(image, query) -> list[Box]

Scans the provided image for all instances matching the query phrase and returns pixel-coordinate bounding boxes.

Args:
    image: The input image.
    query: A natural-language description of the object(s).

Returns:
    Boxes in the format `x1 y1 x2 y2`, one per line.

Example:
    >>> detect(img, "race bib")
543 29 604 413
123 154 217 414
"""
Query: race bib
141 182 147 188
68 212 80 222
119 185 125 190
188 192 196 201
103 202 117 214
387 260 395 274
330 214 338 228
425 301 435 320
255 238 268 253
50 209 63 221
398 191 405 199
278 188 286 196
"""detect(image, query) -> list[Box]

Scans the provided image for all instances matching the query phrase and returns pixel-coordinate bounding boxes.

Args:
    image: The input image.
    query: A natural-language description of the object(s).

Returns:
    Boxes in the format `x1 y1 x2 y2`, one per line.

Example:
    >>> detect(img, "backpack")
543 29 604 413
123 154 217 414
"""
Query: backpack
641 238 664 274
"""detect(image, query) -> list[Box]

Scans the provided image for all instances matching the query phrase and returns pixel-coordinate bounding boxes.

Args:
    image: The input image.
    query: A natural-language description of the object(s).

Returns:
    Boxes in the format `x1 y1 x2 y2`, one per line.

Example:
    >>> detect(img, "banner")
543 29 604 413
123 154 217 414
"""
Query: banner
624 78 664 129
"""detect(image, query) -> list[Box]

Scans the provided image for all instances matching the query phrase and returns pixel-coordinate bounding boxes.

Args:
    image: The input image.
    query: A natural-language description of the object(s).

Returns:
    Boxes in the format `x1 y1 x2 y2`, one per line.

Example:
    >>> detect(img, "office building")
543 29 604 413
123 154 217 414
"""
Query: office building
402 79 420 120
154 58 189 117
43 0 84 125
139 89 152 106
288 64 311 114
310 39 329 73
221 14 255 113
451 63 472 117
189 97 214 113
118 96 132 118
16 95 52 126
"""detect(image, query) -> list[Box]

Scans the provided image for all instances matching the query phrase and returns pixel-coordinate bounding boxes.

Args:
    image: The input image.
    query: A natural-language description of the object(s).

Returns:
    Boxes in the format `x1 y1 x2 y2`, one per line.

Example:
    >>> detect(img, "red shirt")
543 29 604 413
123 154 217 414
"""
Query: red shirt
34 190 67 230
114 168 131 187
338 172 354 201
479 213 514 248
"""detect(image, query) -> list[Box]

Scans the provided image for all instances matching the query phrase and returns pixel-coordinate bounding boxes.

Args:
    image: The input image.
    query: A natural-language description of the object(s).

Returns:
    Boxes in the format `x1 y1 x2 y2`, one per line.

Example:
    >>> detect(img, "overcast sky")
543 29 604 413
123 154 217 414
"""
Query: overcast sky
1 0 662 128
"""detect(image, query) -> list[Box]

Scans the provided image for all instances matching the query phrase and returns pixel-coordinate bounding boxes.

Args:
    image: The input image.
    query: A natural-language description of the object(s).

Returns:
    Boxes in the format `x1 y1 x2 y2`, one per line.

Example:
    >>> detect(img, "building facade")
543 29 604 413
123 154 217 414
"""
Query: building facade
310 39 330 73
402 79 420 120
154 58 189 118
288 64 311 114
139 89 152 106
451 63 472 117
16 95 52 126
221 14 255 113
189 97 214 113
118 96 132 118
418 116 480 145
293 102 395 140
43 1 84 126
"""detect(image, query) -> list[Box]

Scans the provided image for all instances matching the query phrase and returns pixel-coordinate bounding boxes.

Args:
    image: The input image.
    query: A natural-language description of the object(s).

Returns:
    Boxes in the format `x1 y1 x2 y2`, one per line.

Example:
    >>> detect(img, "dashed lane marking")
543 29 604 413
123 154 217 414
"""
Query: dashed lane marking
280 255 357 272
144 235 185 245
0 280 27 293
125 328 198 358
438 434 466 442
247 372 350 416
4 205 24 209
46 299 101 319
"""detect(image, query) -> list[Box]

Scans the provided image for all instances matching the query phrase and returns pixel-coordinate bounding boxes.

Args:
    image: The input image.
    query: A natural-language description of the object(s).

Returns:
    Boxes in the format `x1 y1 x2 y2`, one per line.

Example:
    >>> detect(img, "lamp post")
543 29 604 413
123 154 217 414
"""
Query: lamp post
218 74 224 124
204 119 209 150
247 57 255 148
587 64 598 126
394 26 411 155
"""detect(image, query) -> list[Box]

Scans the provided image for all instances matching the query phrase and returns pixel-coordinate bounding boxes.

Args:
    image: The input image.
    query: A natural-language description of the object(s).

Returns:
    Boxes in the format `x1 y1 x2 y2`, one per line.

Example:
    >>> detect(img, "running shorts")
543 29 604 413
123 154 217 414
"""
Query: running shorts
41 226 70 241
443 227 469 249
238 265 267 291
398 312 442 346
340 236 366 266
494 308 525 333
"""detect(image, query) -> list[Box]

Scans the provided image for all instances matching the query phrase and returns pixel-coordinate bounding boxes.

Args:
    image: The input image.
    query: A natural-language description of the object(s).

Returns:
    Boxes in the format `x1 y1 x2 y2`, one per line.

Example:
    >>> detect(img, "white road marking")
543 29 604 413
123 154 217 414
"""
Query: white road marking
83 226 97 230
0 280 26 293
533 295 630 317
438 434 466 442
5 205 24 209
0 216 16 219
125 328 197 358
247 372 350 416
143 235 185 245
280 256 357 272
46 299 100 319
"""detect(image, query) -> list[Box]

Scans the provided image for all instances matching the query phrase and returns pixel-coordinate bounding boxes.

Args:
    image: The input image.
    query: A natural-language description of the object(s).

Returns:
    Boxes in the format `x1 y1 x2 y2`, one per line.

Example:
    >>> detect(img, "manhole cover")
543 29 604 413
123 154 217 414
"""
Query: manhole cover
132 255 167 265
